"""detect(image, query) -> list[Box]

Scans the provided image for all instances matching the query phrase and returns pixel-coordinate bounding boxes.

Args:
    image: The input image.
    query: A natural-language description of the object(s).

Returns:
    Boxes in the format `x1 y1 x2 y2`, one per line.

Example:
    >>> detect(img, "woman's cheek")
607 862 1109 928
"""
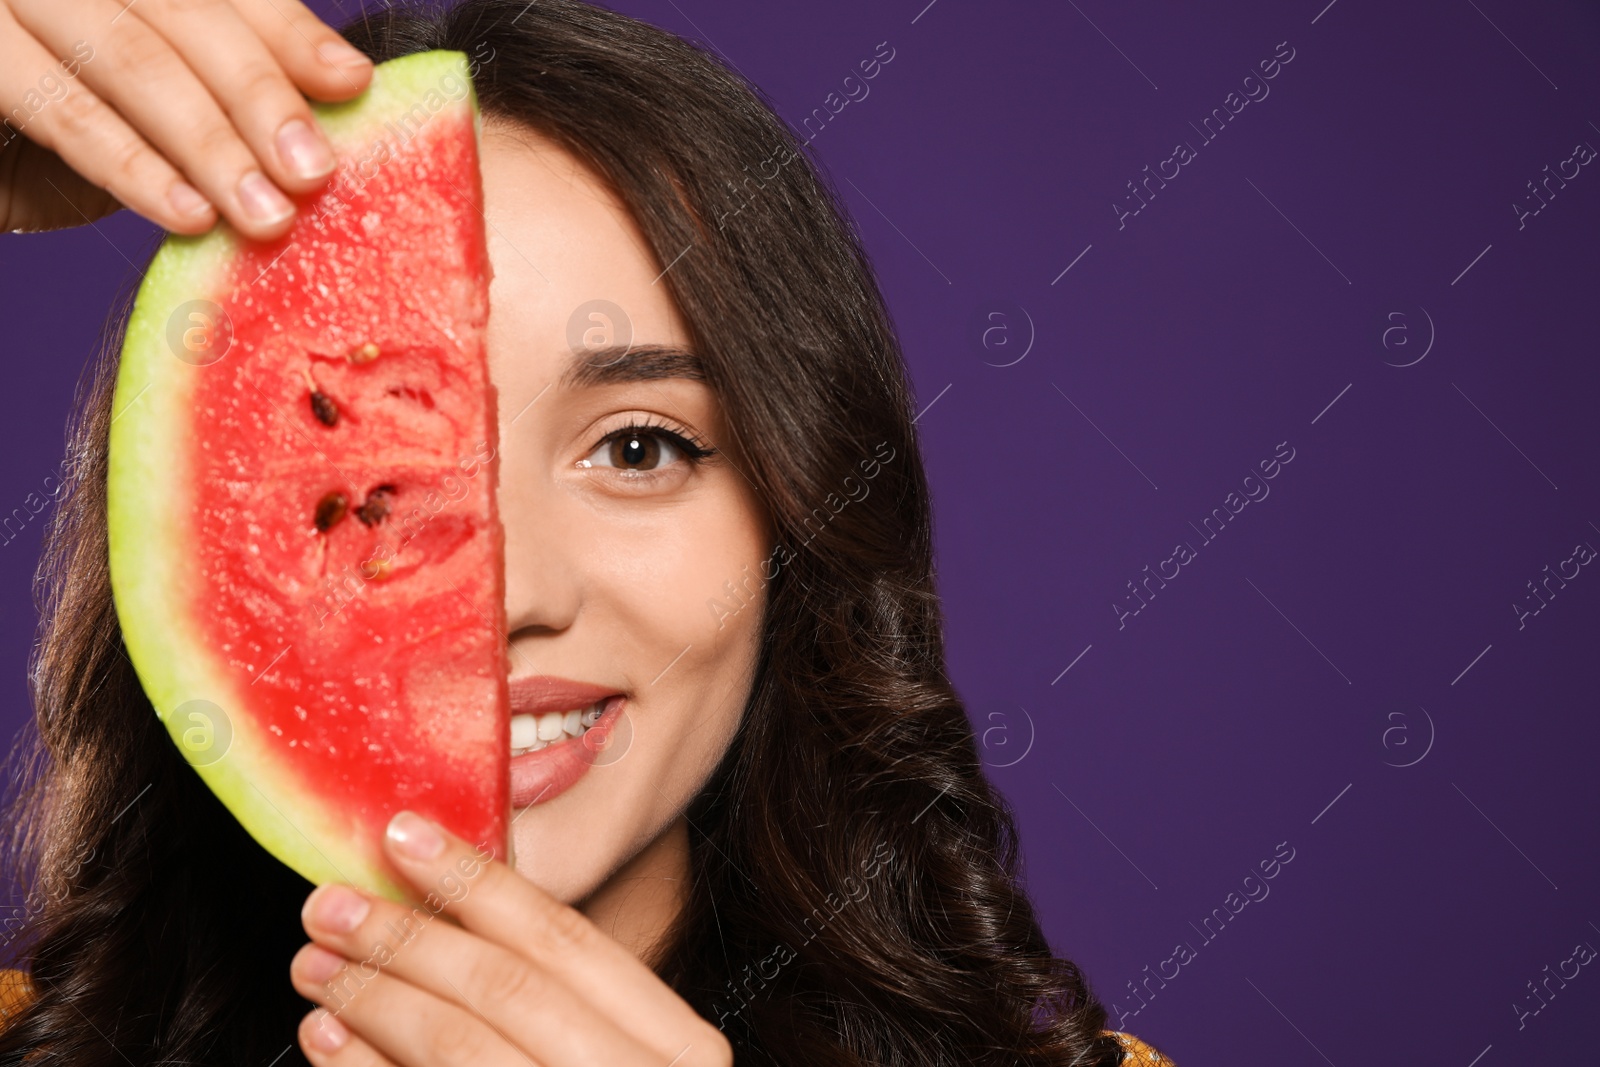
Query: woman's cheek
657 473 773 649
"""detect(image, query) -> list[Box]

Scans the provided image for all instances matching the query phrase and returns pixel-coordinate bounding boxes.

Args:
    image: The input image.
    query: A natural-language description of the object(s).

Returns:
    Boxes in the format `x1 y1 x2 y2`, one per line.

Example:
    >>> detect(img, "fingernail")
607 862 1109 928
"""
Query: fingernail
167 181 210 219
294 943 345 983
305 1009 349 1053
387 810 444 860
304 884 370 933
318 40 371 71
276 118 335 181
236 170 294 226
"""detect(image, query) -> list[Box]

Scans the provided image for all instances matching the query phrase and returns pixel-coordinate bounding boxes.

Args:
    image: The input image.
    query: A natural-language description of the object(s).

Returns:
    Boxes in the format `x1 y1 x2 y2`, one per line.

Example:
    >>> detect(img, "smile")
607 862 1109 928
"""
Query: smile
506 675 630 807
510 701 606 755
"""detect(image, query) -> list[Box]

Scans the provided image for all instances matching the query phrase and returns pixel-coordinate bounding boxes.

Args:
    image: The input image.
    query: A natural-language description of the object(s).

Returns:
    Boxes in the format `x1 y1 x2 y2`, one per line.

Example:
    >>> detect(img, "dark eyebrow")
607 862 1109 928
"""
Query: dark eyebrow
559 344 706 389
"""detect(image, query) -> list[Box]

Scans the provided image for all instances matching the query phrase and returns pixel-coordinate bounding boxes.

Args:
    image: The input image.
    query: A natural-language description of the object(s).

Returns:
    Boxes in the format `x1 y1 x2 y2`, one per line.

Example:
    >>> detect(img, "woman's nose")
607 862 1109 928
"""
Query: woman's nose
499 462 583 639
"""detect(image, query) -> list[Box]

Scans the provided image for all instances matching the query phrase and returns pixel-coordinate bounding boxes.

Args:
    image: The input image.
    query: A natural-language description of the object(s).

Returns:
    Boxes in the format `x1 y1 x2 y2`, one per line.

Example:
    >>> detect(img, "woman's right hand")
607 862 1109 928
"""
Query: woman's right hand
0 0 373 239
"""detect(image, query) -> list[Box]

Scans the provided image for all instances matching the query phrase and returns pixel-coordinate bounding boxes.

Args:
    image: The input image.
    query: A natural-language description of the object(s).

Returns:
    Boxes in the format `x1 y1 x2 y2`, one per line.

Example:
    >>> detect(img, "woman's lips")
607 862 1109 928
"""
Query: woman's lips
509 694 626 808
508 675 623 716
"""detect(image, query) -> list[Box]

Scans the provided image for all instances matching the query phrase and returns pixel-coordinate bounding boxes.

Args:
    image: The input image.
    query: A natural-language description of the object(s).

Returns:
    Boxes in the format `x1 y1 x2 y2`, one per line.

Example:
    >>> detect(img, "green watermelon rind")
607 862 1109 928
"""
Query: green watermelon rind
106 51 481 902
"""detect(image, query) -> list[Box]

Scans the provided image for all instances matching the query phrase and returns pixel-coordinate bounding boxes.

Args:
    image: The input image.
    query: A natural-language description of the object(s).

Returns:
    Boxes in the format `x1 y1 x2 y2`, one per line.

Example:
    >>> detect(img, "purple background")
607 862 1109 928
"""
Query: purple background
4 0 1598 1059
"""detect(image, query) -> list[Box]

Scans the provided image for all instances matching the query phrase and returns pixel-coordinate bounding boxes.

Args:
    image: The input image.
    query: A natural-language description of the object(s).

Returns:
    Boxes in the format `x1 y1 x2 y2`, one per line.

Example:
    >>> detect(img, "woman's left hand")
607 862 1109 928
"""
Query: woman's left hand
289 810 733 1067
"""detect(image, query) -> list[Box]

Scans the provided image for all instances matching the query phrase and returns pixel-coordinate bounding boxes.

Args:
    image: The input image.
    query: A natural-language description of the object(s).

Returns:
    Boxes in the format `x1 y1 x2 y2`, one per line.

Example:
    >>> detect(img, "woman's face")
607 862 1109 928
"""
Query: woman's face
479 121 767 915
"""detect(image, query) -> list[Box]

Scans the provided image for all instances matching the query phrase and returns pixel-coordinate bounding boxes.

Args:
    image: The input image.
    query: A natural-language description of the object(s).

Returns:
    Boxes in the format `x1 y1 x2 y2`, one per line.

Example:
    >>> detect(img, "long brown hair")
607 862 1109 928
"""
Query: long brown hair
0 2 1124 1063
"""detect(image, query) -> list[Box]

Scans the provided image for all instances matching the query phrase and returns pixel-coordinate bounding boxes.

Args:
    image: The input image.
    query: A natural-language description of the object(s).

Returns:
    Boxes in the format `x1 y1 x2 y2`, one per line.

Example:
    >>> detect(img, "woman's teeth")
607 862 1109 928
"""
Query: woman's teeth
509 701 606 756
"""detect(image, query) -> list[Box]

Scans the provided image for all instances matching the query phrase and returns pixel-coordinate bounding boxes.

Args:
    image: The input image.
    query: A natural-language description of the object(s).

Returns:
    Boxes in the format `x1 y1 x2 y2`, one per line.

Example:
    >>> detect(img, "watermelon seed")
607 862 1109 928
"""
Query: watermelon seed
350 342 381 364
360 557 391 581
314 491 349 532
309 390 339 427
299 367 339 427
355 485 396 526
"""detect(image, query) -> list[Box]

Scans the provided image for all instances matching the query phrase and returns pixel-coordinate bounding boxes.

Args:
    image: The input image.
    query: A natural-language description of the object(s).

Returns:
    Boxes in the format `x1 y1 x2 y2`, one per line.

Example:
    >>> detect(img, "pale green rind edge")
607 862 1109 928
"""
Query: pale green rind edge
105 50 479 902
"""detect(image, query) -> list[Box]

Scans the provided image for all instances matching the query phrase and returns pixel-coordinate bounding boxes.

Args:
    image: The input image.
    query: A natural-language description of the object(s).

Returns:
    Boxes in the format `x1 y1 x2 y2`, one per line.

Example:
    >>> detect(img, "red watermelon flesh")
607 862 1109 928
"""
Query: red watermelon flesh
107 51 507 900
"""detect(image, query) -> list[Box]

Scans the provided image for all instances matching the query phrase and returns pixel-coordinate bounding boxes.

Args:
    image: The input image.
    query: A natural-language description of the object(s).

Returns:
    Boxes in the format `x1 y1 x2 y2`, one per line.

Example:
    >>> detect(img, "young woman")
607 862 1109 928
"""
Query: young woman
0 0 1172 1063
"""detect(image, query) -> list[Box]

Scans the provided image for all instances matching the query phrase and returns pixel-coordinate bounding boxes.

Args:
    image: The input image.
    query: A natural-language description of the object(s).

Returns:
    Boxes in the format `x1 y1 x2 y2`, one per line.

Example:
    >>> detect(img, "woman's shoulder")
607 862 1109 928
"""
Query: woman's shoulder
1104 1029 1175 1064
0 969 1178 1059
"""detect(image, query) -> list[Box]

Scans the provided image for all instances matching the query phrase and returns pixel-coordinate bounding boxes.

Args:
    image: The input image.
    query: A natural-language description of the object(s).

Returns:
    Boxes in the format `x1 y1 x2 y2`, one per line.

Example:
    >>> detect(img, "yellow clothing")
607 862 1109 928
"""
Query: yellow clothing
1108 1029 1176 1063
0 970 28 1027
0 969 1175 1061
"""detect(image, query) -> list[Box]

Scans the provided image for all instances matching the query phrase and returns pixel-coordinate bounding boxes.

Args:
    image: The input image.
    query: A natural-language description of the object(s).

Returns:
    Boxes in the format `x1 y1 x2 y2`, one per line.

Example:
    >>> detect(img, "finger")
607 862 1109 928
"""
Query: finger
228 0 373 102
12 0 296 239
291 940 644 1067
299 1008 396 1067
0 8 214 233
132 0 338 193
296 887 659 1067
380 812 732 1066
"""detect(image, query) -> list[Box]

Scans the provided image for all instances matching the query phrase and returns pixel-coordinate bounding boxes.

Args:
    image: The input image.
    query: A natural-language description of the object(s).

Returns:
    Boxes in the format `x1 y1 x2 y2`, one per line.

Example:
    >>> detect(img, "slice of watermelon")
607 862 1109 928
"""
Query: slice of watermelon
107 51 508 901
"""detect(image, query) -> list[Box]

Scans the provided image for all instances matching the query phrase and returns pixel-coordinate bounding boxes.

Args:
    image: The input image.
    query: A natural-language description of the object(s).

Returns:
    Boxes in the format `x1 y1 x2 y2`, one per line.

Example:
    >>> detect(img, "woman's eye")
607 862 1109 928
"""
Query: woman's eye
580 429 689 473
